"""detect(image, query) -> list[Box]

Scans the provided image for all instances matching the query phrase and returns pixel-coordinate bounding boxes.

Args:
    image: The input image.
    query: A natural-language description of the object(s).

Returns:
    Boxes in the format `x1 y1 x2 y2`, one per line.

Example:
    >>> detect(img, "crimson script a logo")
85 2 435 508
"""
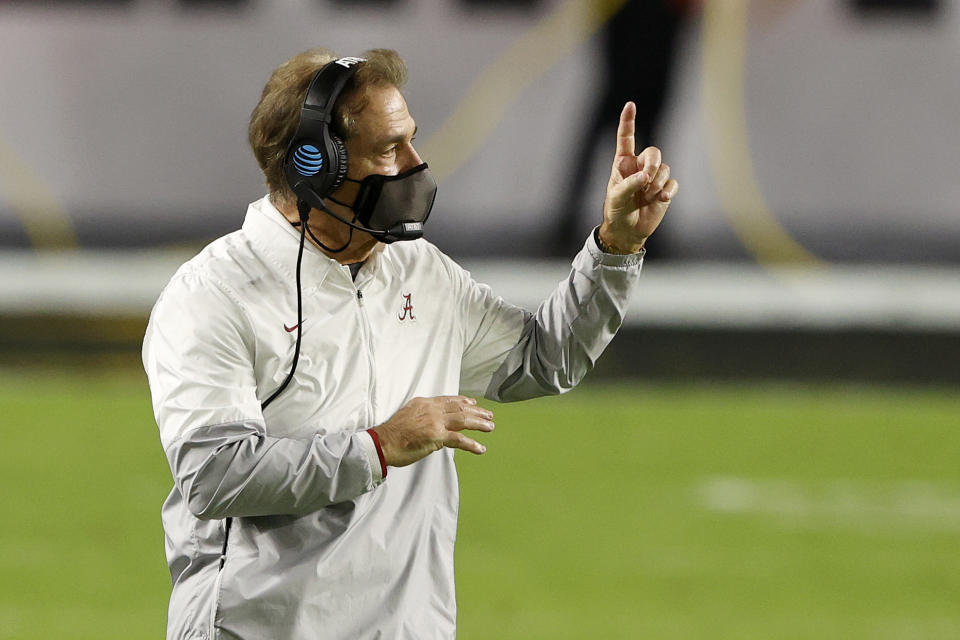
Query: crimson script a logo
398 293 415 321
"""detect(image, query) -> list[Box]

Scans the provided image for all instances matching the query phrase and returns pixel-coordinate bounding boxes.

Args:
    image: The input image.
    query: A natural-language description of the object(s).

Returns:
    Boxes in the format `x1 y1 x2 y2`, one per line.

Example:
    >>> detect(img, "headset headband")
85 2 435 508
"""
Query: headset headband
301 57 366 125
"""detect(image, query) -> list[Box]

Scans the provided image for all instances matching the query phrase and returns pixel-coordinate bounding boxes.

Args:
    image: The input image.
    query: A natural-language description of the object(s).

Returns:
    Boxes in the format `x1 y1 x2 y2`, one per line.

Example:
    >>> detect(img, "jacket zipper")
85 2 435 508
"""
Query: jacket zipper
208 542 227 637
355 288 378 427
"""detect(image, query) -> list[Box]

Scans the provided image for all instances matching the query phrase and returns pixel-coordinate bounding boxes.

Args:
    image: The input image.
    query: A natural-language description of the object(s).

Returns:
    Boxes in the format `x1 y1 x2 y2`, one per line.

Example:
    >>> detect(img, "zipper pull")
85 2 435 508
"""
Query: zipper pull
357 290 364 306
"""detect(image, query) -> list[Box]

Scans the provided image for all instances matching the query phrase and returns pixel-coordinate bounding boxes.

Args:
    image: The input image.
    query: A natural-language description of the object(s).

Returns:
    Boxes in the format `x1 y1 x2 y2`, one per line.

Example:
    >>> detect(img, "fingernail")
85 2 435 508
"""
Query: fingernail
487 421 496 430
480 445 487 453
467 397 477 405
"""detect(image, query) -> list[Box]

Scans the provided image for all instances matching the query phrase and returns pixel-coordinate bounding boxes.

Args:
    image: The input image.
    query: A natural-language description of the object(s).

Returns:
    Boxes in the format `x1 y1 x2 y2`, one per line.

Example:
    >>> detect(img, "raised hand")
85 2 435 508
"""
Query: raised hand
598 101 679 254
371 396 495 467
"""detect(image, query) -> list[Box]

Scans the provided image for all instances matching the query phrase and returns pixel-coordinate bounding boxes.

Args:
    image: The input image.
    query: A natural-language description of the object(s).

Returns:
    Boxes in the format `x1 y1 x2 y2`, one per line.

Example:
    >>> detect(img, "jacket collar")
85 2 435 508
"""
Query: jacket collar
242 195 383 289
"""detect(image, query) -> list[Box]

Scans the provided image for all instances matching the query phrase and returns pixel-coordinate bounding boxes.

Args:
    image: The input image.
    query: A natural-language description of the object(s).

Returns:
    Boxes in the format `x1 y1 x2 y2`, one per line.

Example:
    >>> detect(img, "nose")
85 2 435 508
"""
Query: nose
400 142 423 171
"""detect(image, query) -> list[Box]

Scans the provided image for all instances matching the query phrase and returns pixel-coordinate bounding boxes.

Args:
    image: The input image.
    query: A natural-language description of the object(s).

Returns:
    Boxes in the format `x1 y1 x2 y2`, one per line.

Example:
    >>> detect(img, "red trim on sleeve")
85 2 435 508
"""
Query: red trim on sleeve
366 429 388 479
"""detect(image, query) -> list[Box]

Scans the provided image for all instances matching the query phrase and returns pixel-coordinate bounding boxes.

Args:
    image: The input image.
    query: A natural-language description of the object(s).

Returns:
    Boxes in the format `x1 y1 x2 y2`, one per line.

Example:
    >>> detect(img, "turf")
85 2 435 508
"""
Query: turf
1 369 958 639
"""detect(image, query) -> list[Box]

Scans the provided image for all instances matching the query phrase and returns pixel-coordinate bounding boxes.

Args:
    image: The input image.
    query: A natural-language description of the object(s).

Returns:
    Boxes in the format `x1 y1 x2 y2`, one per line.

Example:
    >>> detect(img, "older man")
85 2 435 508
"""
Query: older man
143 47 677 640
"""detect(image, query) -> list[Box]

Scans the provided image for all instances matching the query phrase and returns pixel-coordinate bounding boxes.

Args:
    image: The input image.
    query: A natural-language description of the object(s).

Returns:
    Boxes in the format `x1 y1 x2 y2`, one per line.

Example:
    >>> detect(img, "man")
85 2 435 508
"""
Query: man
143 47 677 640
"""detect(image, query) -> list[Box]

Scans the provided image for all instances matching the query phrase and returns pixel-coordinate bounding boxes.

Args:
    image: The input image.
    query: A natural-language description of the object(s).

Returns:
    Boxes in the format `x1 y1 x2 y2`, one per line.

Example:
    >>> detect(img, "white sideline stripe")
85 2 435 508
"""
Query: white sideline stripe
0 249 196 315
466 259 960 330
1 250 960 330
696 476 960 532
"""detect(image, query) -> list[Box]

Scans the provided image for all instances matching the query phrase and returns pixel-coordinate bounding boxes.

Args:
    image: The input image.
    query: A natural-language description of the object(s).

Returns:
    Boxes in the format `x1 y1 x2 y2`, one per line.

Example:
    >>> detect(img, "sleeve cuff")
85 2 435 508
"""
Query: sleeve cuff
357 430 387 484
588 227 645 267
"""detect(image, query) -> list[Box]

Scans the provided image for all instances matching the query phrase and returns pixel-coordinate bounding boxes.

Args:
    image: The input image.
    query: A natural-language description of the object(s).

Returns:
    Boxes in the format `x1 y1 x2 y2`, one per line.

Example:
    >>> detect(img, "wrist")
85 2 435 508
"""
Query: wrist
596 226 645 255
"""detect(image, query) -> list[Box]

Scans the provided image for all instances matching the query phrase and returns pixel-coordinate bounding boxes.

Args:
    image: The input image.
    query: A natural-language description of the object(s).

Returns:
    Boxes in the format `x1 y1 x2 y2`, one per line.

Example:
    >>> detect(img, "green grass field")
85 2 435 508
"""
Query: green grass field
2 368 958 639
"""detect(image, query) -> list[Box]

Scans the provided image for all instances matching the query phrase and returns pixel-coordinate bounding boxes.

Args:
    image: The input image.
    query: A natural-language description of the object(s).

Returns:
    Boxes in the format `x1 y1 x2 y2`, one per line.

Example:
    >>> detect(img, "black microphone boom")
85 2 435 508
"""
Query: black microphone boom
298 183 423 244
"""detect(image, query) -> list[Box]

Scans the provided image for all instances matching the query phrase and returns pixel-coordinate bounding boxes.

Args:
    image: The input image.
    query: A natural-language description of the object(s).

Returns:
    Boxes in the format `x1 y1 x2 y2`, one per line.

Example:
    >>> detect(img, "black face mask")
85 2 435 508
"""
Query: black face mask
328 163 437 243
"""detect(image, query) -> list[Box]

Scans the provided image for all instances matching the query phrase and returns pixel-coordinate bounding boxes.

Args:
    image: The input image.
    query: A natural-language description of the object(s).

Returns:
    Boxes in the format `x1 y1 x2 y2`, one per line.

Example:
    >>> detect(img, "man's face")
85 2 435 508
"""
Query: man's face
344 84 421 180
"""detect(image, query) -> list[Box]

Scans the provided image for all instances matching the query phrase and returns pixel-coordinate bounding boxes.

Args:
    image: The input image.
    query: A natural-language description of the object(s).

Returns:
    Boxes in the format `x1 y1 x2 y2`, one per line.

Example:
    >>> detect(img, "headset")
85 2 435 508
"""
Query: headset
282 56 428 246
282 56 365 209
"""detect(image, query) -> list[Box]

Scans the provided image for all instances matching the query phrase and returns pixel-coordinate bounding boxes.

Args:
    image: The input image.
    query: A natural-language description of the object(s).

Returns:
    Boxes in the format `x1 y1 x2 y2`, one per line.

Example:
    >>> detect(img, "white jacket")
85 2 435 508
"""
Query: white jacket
142 196 644 639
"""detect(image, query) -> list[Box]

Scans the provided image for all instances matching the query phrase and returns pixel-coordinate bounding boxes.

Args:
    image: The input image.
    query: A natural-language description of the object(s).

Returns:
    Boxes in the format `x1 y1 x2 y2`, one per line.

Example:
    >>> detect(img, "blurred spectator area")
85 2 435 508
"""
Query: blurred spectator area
1 0 957 380
0 0 957 260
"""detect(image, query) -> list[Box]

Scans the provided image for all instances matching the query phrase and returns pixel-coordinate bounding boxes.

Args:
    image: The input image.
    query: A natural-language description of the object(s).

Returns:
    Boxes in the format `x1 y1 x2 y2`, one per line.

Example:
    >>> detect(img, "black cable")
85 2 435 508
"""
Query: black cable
260 206 309 411
293 200 354 254
223 201 339 571
306 220 353 254
223 201 349 571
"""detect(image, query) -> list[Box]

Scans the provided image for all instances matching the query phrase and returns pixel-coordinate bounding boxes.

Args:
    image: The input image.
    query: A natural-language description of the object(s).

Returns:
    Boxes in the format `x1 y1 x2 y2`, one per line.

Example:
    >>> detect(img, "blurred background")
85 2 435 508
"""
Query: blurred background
1 1 958 638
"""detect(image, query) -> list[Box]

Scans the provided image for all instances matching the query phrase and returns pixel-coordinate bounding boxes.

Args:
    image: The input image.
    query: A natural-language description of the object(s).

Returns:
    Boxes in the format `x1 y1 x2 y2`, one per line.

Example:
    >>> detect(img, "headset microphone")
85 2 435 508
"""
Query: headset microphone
294 180 426 244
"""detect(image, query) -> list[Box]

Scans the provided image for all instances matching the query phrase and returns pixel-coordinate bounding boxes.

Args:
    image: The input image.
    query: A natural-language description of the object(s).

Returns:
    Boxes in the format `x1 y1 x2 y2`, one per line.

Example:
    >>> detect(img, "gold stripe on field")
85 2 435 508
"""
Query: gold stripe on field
701 0 823 267
420 0 627 184
0 132 77 249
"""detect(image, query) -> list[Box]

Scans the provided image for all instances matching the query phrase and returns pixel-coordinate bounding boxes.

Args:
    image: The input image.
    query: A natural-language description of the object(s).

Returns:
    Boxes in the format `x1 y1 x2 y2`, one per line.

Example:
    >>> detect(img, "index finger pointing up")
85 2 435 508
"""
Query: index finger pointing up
615 101 636 157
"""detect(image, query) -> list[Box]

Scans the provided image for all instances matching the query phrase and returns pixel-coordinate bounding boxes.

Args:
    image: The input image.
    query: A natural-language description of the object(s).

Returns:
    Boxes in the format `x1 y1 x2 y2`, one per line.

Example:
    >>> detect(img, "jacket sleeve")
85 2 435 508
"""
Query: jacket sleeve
143 272 382 520
457 231 643 402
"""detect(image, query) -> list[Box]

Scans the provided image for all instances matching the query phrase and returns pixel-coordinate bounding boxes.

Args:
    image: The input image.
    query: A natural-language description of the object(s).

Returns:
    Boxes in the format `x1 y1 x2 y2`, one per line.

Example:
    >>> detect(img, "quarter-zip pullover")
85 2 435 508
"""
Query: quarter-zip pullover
143 195 644 639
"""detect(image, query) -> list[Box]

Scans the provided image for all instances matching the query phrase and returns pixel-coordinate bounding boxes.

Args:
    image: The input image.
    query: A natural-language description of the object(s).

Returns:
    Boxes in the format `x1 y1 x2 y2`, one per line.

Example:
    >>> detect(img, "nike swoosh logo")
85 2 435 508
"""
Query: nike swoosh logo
284 323 300 333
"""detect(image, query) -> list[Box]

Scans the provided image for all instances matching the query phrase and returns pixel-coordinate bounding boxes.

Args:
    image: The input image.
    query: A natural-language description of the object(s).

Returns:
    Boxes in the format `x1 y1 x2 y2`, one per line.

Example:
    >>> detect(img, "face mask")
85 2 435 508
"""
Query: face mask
329 163 437 243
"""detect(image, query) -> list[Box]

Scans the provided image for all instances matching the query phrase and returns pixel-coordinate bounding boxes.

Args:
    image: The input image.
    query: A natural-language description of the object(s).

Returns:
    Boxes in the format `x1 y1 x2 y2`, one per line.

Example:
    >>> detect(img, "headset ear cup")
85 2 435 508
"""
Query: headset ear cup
330 135 349 192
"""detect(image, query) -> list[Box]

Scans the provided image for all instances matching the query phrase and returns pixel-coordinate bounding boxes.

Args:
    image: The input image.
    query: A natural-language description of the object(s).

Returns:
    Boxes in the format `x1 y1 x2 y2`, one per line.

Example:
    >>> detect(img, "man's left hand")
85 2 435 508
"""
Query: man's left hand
598 101 679 254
